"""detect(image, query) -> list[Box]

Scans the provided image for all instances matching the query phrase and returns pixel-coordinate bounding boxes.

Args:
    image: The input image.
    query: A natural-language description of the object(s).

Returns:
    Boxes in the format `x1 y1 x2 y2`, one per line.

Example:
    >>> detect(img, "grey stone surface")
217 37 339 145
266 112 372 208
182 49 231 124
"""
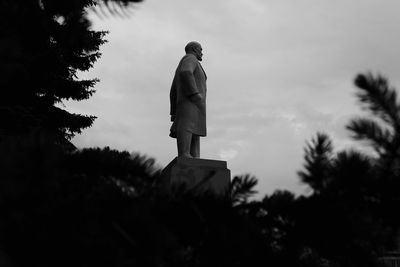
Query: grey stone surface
161 157 230 196
169 41 207 158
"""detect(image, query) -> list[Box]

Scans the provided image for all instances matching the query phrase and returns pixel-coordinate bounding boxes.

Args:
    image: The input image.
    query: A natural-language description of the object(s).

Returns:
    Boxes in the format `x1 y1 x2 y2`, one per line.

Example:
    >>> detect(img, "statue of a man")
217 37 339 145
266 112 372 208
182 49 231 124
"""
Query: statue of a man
169 41 207 158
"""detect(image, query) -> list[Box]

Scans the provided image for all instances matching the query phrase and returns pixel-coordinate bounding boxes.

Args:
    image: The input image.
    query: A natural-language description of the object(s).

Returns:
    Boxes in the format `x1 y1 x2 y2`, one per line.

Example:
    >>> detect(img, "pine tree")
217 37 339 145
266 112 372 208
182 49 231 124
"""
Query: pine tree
294 73 400 266
297 132 333 194
347 73 400 248
347 73 400 173
0 0 142 140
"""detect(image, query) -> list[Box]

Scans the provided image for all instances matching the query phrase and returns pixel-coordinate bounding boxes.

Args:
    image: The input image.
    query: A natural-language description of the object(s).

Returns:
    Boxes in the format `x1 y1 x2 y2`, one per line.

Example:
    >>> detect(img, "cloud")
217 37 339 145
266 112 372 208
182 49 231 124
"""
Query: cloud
219 148 239 161
68 0 400 196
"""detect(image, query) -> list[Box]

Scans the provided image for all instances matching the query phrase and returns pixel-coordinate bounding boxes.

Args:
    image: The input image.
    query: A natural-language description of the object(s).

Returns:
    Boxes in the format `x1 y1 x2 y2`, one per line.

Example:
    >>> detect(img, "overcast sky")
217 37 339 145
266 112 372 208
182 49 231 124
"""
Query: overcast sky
67 0 400 196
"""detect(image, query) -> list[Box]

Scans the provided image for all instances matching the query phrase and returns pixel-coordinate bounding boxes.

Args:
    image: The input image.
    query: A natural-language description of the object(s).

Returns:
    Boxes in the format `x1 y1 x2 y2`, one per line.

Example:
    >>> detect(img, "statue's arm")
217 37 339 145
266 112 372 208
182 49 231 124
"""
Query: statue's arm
179 71 199 96
180 71 203 106
179 56 204 105
179 56 199 95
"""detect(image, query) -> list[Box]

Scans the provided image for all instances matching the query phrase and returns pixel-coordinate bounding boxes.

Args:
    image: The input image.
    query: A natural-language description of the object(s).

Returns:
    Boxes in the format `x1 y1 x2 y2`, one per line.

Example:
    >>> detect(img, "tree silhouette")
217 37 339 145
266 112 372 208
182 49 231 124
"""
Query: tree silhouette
0 133 278 267
347 73 400 250
298 132 333 194
0 0 142 140
230 174 258 206
294 72 400 266
348 73 400 172
5 8 400 264
0 133 164 267
67 146 160 196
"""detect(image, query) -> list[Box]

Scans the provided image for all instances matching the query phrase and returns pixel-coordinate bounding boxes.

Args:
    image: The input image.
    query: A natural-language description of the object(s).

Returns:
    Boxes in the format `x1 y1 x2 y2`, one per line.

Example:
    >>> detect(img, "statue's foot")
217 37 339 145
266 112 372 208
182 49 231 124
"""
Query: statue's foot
178 153 193 158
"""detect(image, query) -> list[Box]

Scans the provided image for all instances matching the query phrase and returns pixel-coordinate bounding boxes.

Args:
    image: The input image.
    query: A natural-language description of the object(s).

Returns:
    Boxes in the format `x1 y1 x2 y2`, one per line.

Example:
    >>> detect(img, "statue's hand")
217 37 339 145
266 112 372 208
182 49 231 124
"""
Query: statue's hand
190 93 203 103
190 93 204 113
171 115 176 122
190 93 204 108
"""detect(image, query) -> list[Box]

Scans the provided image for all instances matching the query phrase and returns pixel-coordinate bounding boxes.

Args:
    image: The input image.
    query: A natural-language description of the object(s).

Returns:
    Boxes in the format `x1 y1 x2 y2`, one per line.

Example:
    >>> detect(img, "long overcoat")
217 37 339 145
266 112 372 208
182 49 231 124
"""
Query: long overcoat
170 54 207 137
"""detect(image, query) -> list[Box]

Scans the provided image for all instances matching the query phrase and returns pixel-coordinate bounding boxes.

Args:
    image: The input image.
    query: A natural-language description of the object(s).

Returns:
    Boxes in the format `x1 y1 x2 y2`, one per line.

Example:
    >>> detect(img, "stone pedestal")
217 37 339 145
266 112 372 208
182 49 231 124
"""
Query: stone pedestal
161 157 231 196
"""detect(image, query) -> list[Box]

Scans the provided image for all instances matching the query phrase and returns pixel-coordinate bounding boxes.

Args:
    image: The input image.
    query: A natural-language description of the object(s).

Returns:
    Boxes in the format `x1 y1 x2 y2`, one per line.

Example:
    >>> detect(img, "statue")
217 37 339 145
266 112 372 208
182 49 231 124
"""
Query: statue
164 42 230 195
169 41 207 158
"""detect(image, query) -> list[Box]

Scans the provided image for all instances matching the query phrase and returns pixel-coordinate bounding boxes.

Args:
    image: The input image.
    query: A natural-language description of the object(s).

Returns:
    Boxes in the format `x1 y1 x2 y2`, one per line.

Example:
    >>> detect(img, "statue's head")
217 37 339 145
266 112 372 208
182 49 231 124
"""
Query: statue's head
185 41 203 61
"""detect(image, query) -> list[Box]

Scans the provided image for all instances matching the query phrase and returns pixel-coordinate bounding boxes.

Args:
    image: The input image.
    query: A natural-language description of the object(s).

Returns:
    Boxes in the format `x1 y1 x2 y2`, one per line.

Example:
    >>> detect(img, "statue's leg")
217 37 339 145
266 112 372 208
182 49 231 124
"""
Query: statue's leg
177 129 192 158
190 135 200 158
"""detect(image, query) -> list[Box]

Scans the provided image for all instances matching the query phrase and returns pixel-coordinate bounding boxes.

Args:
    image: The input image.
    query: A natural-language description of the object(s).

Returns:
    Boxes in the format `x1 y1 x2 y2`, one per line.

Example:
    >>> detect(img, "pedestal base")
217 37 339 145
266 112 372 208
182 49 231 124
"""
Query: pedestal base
161 157 231 196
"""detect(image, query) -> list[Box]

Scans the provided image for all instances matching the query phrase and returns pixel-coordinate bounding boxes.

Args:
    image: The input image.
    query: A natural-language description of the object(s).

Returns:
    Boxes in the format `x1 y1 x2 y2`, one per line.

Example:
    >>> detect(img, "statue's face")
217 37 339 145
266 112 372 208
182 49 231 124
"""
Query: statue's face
193 44 203 61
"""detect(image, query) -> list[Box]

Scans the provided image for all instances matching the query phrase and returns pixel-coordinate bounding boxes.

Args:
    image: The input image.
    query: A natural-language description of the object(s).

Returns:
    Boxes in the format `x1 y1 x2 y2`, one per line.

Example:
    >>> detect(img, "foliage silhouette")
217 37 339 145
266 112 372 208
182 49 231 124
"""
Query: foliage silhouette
0 0 282 266
92 0 142 17
3 3 400 263
4 72 400 267
295 72 400 266
298 132 333 194
0 132 280 267
0 0 142 140
68 146 160 196
230 174 258 205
